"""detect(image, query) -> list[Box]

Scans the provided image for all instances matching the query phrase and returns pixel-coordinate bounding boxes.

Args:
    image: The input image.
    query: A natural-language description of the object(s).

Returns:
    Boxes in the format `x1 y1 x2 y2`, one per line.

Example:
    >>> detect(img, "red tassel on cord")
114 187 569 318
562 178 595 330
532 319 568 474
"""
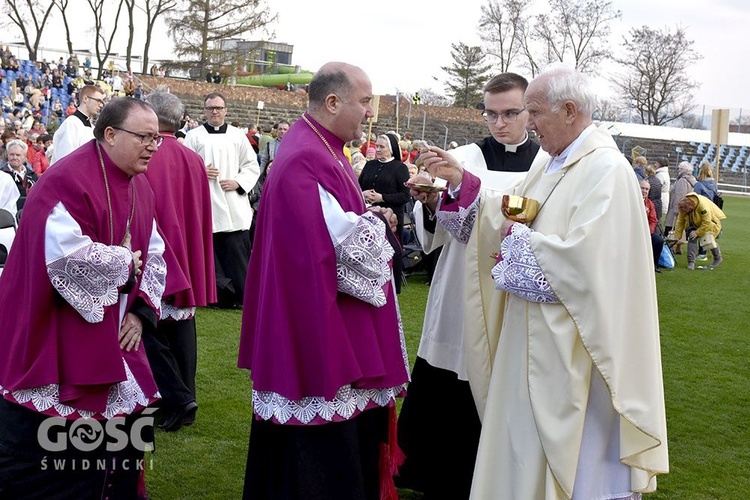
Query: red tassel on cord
379 405 406 500
137 466 148 499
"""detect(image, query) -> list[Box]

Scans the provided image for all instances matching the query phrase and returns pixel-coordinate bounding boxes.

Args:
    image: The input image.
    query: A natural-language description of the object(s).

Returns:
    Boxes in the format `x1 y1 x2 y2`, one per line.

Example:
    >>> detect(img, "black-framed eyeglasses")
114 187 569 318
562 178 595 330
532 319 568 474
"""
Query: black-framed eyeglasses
204 106 226 112
88 96 106 105
482 109 525 124
112 127 163 147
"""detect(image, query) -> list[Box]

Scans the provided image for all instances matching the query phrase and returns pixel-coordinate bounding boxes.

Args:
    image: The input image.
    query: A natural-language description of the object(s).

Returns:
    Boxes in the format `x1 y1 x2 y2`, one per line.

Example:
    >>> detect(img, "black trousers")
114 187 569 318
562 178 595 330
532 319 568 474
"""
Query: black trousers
142 317 197 410
243 407 388 500
395 357 481 500
213 230 251 307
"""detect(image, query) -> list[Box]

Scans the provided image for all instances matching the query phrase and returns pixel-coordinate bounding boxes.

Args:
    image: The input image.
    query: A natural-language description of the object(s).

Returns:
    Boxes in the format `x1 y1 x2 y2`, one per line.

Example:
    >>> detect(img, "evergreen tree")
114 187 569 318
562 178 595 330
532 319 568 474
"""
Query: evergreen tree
441 42 492 108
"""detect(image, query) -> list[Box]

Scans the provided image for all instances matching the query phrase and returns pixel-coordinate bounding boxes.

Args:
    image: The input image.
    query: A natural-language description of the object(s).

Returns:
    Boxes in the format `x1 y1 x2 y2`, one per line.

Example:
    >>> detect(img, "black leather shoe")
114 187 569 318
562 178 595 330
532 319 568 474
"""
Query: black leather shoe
158 401 198 432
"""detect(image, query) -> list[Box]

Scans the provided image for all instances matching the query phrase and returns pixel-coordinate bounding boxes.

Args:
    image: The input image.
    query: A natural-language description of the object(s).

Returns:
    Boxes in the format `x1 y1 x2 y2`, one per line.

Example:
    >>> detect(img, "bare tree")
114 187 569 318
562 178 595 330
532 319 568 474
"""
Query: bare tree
87 0 125 79
53 0 74 56
515 14 540 77
478 0 531 72
416 88 452 107
3 0 56 61
139 0 177 75
680 113 704 130
441 42 492 108
477 0 619 76
123 0 136 72
595 99 627 122
613 26 701 126
532 0 620 73
167 0 277 80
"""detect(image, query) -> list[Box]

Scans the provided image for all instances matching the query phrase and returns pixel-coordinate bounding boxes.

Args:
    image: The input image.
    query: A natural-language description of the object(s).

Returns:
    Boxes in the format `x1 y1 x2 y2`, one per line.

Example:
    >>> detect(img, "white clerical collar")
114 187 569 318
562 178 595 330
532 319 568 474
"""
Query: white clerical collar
501 131 529 153
203 122 228 134
545 124 596 174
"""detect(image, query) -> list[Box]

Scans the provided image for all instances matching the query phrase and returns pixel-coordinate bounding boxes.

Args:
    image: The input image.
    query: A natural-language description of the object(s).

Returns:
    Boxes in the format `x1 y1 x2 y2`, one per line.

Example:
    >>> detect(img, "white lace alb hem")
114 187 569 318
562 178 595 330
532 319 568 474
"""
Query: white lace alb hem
47 242 132 323
436 194 479 244
492 223 558 303
252 283 410 425
0 359 156 420
252 383 407 425
160 304 196 321
334 211 394 307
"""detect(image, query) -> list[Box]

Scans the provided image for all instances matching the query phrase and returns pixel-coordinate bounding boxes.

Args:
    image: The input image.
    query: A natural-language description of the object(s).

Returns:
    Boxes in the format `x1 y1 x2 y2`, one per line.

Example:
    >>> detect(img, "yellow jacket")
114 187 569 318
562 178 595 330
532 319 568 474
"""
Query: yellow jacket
674 192 726 238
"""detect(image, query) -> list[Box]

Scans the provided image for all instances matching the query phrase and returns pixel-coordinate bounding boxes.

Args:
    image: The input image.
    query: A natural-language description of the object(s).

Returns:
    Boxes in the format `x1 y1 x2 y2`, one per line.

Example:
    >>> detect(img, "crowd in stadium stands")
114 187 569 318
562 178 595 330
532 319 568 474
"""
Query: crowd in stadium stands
0 46 150 174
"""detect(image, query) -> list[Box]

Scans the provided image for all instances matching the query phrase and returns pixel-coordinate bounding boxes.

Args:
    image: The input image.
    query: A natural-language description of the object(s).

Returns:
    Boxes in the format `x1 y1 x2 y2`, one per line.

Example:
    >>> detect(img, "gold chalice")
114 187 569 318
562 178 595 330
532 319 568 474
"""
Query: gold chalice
502 194 540 224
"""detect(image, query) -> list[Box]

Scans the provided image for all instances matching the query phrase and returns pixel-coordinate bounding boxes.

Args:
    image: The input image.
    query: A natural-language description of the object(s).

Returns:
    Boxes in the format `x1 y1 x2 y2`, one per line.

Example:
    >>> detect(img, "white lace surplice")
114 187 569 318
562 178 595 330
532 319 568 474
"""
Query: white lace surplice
251 185 407 425
160 304 197 321
435 191 480 244
491 223 558 303
0 202 164 419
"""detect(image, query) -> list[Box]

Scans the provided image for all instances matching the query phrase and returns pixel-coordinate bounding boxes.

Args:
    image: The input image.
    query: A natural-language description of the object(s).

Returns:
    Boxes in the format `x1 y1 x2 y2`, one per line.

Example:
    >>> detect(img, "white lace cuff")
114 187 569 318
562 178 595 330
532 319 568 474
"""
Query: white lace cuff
160 304 196 321
0 359 156 420
140 253 166 311
436 193 479 243
252 383 407 425
47 242 132 323
334 212 394 307
491 223 558 303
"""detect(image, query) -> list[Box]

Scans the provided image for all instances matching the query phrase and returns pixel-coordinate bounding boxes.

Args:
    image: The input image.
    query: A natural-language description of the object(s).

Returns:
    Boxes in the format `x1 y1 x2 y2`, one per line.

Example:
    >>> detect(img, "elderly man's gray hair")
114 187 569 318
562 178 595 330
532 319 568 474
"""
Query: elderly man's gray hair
5 139 28 154
145 91 184 132
541 63 598 117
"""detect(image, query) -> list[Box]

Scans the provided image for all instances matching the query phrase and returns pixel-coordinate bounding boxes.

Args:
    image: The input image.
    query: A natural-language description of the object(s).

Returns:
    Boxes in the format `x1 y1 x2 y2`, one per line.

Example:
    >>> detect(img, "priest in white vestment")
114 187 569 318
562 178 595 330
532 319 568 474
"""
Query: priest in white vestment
421 63 668 500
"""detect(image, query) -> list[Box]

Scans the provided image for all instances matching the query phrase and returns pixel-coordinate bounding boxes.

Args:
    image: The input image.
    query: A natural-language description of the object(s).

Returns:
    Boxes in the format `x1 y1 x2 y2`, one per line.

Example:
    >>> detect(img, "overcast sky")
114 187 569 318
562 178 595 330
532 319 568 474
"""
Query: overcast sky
32 0 749 114
265 0 749 113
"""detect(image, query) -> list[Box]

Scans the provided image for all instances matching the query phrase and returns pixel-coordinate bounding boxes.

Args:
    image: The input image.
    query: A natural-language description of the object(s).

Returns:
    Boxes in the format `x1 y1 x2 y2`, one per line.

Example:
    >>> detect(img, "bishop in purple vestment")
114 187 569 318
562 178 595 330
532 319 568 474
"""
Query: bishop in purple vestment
238 62 409 500
143 91 217 432
0 98 166 499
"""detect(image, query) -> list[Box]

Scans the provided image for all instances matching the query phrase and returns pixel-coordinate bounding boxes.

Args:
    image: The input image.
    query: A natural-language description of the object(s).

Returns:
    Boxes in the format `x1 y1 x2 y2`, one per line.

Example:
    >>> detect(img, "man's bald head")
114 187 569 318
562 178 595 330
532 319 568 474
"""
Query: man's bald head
307 62 374 143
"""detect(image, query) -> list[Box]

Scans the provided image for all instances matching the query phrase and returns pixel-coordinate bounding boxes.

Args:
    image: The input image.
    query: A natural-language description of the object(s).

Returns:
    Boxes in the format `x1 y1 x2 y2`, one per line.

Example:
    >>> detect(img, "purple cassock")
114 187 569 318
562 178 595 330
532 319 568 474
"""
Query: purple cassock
238 114 409 426
145 134 216 309
0 140 163 417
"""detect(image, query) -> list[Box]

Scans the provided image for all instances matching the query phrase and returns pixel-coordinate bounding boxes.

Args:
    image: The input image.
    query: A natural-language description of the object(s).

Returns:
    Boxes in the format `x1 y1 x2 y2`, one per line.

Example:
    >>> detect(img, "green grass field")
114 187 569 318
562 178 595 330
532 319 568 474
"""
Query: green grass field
147 195 750 499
